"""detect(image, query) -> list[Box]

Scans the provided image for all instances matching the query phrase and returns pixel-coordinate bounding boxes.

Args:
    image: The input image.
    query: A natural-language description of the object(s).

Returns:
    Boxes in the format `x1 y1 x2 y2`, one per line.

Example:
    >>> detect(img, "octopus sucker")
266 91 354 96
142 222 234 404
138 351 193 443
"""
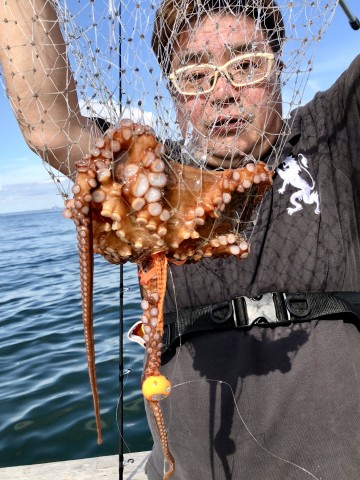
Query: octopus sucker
64 119 273 479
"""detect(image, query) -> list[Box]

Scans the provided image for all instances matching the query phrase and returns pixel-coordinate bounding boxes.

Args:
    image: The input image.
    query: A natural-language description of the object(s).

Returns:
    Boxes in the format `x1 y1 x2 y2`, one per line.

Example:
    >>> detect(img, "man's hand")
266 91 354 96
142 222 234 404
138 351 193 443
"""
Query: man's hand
0 0 101 177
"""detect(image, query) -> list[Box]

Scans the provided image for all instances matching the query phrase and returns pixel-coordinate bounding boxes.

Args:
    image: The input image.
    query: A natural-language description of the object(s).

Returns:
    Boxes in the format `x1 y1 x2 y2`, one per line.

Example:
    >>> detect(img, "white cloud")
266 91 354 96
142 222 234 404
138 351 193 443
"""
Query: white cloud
0 181 65 214
79 99 154 127
1 156 49 186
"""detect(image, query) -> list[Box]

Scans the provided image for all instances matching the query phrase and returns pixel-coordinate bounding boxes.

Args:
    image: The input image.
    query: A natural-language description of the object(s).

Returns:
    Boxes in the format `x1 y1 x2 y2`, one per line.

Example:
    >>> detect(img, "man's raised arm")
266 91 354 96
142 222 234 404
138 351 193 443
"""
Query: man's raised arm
0 0 101 177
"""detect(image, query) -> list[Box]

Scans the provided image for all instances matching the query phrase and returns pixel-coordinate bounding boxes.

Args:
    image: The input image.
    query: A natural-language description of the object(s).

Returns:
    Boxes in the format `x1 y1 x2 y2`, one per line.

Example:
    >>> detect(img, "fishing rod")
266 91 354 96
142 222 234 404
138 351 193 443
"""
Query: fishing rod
118 2 125 479
338 0 360 29
119 262 125 479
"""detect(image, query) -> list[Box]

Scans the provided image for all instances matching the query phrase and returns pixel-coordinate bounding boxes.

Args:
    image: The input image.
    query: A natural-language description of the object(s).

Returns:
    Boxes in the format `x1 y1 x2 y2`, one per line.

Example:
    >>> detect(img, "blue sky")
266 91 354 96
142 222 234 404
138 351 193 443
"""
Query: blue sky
0 0 359 214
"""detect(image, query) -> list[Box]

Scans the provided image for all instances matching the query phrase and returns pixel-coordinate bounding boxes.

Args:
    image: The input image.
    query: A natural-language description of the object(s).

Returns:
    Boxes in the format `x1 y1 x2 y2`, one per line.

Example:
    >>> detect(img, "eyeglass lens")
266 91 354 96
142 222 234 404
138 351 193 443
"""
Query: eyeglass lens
174 54 270 94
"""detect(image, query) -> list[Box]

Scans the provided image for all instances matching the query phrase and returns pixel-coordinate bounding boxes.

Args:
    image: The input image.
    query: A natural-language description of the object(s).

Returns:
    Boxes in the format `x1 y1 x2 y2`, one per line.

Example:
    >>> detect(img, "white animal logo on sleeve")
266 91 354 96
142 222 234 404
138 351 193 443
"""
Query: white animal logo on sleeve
277 154 320 216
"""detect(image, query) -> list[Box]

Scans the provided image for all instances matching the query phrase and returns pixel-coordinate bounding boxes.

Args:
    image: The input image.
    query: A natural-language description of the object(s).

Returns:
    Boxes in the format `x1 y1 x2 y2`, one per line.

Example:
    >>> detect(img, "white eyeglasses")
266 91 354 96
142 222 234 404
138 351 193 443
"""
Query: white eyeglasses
169 52 275 96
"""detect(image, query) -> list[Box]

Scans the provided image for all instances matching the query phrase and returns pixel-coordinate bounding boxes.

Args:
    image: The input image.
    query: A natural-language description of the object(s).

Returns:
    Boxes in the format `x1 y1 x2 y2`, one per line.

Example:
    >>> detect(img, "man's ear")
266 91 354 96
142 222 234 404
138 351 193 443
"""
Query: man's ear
166 81 178 96
277 59 285 71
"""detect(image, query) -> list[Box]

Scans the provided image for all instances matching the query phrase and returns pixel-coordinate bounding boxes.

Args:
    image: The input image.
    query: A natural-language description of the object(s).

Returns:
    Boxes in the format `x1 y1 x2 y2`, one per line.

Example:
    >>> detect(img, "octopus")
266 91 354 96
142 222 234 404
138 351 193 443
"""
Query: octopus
63 119 273 479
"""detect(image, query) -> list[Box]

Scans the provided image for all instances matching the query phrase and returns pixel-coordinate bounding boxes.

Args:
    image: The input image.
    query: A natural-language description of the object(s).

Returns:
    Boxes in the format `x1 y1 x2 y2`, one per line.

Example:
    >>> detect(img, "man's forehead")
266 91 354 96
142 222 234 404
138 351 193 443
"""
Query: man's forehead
173 13 267 63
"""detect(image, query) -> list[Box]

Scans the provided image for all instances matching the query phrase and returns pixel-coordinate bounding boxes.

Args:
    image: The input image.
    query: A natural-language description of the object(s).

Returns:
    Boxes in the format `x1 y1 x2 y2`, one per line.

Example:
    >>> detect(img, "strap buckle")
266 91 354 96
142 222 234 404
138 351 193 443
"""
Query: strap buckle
285 293 311 318
235 293 289 327
210 302 233 324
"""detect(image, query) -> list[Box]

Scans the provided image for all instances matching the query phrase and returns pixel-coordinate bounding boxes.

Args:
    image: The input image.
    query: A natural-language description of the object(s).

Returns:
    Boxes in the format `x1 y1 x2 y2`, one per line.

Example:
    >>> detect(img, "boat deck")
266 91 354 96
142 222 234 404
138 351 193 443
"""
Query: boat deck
0 451 150 480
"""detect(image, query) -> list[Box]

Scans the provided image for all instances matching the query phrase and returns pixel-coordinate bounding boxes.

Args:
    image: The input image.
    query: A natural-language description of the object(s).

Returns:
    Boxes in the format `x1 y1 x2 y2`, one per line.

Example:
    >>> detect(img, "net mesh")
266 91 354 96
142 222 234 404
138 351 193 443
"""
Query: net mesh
0 0 339 265
0 0 337 199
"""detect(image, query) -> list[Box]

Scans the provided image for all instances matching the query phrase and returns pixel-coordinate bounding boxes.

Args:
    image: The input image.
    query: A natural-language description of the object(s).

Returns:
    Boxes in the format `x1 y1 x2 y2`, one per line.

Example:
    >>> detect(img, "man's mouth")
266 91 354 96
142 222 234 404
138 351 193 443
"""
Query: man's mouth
207 115 252 134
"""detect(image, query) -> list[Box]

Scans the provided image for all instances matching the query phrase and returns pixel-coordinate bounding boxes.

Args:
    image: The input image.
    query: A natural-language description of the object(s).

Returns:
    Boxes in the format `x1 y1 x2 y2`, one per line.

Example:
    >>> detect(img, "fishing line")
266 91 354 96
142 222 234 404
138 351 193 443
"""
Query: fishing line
172 378 320 479
116 366 132 454
164 269 320 479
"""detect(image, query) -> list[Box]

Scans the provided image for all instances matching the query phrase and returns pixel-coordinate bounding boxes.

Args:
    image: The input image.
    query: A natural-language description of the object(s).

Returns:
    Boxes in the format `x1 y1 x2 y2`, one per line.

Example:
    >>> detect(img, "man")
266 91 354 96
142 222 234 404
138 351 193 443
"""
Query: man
1 1 359 479
146 1 360 479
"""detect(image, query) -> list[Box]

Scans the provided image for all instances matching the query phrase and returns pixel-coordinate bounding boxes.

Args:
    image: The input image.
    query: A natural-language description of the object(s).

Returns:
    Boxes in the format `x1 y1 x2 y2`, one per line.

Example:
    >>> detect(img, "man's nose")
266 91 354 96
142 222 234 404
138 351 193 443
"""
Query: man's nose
209 74 238 104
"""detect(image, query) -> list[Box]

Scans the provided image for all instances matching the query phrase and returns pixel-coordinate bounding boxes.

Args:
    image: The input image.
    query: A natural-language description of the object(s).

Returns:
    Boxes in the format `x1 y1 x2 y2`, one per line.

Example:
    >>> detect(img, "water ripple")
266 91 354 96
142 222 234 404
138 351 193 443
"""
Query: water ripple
0 210 152 467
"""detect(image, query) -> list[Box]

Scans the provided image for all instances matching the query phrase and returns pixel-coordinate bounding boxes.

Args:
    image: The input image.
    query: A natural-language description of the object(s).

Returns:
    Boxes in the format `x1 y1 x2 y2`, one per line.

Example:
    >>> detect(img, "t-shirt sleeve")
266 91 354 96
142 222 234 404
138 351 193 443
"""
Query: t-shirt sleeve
317 54 360 171
321 54 360 112
93 117 111 134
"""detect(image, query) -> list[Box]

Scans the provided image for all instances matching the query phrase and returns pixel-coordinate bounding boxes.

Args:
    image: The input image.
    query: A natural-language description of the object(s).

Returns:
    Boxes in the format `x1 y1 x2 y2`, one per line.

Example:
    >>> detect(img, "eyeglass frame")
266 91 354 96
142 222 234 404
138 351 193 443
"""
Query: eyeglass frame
168 52 276 96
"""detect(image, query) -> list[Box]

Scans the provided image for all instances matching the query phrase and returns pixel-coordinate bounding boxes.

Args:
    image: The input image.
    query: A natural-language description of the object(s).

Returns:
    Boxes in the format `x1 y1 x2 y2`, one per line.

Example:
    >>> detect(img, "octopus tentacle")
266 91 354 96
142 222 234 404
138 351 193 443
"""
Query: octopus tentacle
139 252 175 477
139 253 168 378
148 400 175 480
64 120 274 478
64 162 102 445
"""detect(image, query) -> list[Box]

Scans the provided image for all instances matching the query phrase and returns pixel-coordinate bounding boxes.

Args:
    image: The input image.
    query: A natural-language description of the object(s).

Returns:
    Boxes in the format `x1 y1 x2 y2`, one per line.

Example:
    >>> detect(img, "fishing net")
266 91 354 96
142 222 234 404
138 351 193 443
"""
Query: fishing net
0 0 339 280
0 0 340 471
0 0 337 193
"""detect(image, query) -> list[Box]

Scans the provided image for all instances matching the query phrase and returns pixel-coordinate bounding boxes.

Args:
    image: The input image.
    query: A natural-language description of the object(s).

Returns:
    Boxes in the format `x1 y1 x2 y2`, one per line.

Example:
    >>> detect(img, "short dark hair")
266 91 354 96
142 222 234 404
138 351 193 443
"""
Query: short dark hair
152 0 285 75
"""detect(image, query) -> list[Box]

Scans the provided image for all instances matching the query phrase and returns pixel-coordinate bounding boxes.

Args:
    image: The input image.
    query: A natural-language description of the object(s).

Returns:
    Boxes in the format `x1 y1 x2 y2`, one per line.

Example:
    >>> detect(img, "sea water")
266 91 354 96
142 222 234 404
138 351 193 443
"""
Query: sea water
0 210 152 467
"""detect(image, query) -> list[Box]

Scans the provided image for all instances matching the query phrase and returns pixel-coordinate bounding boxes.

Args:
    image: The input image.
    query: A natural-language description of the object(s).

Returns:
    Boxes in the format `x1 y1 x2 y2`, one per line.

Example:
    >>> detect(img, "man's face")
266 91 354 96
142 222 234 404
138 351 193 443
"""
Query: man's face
170 13 283 169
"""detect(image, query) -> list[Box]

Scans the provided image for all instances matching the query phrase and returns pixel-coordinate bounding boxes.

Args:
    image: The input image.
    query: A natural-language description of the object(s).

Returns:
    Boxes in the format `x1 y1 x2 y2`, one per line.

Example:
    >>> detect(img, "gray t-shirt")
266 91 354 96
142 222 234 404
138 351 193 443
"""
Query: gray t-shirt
146 55 360 479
